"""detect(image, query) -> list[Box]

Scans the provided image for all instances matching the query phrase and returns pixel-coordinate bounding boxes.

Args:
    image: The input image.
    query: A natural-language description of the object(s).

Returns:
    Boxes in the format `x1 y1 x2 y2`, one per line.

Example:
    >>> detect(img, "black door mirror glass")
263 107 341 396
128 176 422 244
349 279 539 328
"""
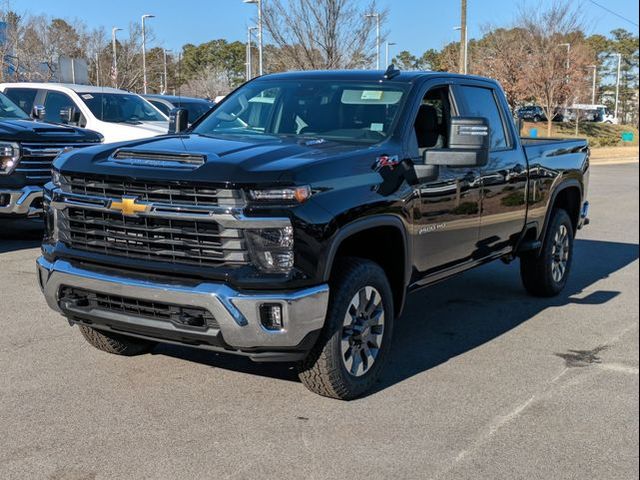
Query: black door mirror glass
168 107 189 134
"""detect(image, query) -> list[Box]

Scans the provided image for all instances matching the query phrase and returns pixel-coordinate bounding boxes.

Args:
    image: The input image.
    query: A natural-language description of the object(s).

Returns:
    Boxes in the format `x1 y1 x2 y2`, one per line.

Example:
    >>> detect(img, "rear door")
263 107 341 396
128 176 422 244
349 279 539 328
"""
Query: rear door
3 87 40 115
455 82 528 258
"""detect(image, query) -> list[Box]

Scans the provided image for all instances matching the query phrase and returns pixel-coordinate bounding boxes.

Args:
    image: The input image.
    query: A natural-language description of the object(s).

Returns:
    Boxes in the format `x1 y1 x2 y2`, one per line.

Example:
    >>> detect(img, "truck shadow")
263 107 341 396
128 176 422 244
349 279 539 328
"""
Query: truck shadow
0 219 43 253
154 238 639 389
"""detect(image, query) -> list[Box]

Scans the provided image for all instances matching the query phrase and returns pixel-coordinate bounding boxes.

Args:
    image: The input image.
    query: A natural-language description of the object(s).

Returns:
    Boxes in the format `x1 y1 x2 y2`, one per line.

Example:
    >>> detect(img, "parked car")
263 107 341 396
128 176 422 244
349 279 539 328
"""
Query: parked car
142 94 215 124
37 69 590 400
0 91 102 218
517 105 547 122
0 83 169 144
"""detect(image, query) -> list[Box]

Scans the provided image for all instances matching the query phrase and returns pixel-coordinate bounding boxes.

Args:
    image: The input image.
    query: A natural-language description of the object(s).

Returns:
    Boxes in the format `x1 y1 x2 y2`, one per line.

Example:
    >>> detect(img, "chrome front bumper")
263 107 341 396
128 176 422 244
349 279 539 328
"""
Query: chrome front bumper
0 186 43 216
37 257 329 352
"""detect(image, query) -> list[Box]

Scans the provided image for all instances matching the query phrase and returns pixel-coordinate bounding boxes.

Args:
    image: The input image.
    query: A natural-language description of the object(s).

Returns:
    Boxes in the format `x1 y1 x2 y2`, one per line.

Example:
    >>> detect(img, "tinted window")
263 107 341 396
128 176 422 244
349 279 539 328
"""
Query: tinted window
43 91 76 124
80 93 167 123
457 85 509 149
0 92 30 119
194 80 409 144
149 100 171 116
179 101 213 122
4 88 37 114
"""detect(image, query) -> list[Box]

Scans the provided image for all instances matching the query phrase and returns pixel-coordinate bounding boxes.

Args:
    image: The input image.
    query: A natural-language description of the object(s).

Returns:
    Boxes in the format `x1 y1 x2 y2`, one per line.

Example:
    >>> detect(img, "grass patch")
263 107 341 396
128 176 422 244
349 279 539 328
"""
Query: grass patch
522 121 638 148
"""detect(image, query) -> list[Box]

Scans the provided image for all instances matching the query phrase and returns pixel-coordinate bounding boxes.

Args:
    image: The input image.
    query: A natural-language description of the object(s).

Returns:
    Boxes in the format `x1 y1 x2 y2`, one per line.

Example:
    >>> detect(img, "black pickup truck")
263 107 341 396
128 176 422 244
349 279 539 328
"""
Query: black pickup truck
37 69 589 399
0 92 102 217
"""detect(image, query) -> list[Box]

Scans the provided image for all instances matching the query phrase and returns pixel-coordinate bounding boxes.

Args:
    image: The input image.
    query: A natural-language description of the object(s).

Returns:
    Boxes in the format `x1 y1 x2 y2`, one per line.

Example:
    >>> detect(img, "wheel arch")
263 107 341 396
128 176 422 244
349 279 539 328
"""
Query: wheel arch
322 215 411 317
539 179 583 243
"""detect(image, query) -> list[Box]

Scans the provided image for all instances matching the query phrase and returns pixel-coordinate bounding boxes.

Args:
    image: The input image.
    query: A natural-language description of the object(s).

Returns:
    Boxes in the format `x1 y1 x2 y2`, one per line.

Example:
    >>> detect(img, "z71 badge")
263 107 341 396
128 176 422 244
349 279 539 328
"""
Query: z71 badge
375 154 400 170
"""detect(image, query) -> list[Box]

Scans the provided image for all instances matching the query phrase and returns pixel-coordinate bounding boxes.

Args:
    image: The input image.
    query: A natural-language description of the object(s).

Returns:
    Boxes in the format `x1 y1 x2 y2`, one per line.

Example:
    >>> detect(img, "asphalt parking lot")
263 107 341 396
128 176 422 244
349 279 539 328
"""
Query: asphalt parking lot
0 163 638 480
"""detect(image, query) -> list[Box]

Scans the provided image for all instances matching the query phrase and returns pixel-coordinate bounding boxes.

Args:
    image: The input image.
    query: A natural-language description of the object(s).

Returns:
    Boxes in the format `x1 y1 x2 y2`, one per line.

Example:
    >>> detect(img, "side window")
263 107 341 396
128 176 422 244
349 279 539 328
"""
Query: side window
457 85 509 150
4 88 37 114
43 91 76 124
413 86 452 152
149 100 171 116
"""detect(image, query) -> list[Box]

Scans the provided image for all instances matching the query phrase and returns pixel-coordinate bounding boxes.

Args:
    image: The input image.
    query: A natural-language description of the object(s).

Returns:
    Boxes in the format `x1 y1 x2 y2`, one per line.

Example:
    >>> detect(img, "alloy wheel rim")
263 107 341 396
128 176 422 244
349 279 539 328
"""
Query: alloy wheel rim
341 286 385 377
551 224 570 283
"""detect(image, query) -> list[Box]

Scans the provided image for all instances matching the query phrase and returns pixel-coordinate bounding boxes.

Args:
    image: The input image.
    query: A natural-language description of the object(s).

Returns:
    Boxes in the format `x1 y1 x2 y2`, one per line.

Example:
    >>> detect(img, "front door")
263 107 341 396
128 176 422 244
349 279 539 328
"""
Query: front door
410 84 483 279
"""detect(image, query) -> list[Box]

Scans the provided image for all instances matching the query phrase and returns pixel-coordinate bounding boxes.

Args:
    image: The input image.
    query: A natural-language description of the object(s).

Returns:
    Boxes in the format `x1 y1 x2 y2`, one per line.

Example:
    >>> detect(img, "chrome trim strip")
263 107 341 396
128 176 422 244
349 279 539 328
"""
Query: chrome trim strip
0 186 43 216
50 188 291 228
37 257 329 349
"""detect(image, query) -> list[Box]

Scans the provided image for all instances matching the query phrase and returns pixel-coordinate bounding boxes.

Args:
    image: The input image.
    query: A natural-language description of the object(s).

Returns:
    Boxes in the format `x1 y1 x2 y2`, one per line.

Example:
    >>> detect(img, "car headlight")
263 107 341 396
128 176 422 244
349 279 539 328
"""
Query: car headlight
246 226 294 273
248 186 311 204
0 142 20 175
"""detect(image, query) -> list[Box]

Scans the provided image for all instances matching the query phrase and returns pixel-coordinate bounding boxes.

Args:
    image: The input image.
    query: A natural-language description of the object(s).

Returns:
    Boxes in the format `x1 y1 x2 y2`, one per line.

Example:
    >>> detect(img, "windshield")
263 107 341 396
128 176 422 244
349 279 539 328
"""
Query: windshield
80 93 167 123
0 92 30 120
193 80 409 144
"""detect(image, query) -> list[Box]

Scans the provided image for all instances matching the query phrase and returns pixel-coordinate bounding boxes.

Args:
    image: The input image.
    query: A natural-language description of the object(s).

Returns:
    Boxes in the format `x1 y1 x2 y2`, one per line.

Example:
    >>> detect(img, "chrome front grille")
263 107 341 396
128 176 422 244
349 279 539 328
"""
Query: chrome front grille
63 175 242 208
58 206 249 267
16 144 96 185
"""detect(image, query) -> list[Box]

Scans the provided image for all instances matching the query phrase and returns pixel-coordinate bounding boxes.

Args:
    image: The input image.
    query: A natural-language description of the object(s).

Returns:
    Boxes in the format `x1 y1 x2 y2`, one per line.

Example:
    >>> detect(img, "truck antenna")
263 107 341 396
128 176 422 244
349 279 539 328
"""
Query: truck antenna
383 64 401 79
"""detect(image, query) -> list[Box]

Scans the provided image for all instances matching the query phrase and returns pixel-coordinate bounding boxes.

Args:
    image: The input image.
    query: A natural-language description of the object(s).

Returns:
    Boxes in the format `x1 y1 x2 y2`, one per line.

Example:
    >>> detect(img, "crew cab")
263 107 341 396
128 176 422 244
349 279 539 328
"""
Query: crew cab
0 83 169 144
37 69 590 399
0 92 102 217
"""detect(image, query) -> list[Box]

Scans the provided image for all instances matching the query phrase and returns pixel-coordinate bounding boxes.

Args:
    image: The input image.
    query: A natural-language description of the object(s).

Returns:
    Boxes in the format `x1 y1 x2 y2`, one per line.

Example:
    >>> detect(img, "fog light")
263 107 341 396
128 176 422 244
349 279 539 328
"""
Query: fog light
259 303 284 330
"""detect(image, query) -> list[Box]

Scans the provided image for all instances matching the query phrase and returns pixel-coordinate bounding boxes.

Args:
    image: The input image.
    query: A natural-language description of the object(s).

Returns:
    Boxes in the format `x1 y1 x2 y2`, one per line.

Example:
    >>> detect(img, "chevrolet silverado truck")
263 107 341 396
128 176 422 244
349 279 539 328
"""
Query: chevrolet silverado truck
37 69 589 399
0 92 102 218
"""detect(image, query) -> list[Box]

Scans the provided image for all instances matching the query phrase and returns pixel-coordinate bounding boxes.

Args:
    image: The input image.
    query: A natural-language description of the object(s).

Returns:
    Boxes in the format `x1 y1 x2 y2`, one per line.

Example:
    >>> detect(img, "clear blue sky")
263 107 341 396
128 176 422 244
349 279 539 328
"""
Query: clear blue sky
9 0 640 56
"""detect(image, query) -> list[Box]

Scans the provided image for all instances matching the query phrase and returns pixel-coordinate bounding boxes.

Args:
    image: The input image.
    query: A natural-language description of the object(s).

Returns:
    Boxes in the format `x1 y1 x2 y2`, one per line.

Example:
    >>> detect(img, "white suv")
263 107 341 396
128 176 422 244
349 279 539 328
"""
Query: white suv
0 83 169 143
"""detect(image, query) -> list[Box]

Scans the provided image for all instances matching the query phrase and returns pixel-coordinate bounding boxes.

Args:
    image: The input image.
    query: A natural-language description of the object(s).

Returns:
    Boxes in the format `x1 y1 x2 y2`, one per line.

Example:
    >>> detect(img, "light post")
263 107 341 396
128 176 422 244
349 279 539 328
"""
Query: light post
141 14 155 94
588 65 597 105
365 12 380 69
385 41 396 67
243 0 263 75
162 49 169 94
246 26 258 80
111 27 122 87
614 53 622 122
454 26 468 74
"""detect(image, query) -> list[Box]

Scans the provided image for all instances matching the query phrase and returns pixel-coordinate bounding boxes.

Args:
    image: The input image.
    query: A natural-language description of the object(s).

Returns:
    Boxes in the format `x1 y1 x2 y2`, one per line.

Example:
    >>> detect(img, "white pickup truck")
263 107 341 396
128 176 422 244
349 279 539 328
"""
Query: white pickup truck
0 83 169 144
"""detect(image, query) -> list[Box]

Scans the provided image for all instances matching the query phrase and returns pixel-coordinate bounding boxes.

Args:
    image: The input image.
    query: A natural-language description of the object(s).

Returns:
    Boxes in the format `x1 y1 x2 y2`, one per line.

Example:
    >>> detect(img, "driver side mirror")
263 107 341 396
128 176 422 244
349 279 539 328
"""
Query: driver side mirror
32 105 46 121
168 107 189 134
412 117 490 183
60 107 81 125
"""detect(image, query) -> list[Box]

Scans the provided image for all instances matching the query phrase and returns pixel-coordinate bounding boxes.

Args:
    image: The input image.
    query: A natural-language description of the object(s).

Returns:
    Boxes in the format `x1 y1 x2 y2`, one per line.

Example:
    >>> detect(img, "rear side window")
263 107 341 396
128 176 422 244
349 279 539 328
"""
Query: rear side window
456 85 509 150
43 91 76 124
149 100 171 116
4 88 37 114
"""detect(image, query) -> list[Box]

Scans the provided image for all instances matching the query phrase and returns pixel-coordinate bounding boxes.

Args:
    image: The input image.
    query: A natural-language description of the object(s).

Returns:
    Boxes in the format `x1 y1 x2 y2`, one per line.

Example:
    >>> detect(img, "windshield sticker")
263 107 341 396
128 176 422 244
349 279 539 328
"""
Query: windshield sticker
361 90 384 100
82 94 93 99
370 123 384 132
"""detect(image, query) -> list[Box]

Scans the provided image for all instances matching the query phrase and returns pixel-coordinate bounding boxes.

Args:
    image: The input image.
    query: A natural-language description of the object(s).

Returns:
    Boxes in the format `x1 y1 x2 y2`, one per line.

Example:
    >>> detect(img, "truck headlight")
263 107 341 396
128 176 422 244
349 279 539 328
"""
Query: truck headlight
246 226 294 273
248 186 311 204
0 142 20 175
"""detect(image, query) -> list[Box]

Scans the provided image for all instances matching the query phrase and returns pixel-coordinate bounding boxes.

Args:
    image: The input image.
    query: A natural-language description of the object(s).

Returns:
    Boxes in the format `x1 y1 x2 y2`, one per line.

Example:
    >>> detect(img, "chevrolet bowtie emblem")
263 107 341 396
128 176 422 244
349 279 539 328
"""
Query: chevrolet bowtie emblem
109 197 150 216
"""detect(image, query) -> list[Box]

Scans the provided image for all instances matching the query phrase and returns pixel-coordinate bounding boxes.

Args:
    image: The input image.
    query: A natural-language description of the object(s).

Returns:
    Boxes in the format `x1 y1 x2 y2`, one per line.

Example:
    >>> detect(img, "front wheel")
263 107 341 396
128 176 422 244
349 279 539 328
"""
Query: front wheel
520 208 574 297
298 258 394 400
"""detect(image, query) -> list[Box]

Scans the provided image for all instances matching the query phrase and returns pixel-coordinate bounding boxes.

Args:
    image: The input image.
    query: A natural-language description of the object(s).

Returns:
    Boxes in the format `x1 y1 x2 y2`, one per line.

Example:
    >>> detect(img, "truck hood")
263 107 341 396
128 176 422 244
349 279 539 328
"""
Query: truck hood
0 119 103 144
100 121 169 143
55 133 379 185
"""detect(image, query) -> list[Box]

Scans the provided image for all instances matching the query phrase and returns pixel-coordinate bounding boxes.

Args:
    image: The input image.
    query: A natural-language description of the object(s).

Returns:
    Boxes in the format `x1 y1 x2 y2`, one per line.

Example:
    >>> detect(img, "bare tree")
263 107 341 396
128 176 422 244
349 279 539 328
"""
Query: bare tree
518 2 594 135
262 0 386 70
182 64 231 99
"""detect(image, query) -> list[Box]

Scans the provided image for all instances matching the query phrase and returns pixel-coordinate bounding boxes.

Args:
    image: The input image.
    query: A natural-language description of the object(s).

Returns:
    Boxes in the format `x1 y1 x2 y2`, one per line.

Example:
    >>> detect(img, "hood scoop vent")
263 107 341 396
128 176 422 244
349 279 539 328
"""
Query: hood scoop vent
112 149 207 168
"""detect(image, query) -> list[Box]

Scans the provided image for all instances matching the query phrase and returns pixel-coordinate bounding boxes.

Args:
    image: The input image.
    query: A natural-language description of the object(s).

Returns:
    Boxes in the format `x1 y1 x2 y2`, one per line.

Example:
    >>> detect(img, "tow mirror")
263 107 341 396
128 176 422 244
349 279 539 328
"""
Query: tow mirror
168 107 189 134
412 117 491 183
32 105 46 121
60 107 81 125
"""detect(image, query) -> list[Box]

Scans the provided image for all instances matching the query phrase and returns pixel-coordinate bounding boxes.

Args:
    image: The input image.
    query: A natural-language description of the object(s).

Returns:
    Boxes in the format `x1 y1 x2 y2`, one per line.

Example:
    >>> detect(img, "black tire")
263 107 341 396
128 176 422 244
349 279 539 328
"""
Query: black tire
297 258 394 400
79 325 156 356
533 115 541 123
520 208 574 297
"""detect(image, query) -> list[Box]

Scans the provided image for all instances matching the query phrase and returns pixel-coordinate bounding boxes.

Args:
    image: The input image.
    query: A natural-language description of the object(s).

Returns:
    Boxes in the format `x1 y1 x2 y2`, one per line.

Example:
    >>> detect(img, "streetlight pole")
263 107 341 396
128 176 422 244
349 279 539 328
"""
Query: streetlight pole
162 49 169 94
614 53 622 122
365 13 380 69
588 65 597 105
385 41 396 67
459 0 467 75
111 27 121 88
243 0 263 75
141 14 155 94
246 26 258 80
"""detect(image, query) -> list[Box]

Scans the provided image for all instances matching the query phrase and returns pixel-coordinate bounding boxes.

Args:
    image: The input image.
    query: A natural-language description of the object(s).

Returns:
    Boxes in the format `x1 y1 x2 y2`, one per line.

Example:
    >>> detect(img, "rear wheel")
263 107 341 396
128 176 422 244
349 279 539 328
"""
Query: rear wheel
520 208 574 297
79 325 157 356
298 258 394 400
